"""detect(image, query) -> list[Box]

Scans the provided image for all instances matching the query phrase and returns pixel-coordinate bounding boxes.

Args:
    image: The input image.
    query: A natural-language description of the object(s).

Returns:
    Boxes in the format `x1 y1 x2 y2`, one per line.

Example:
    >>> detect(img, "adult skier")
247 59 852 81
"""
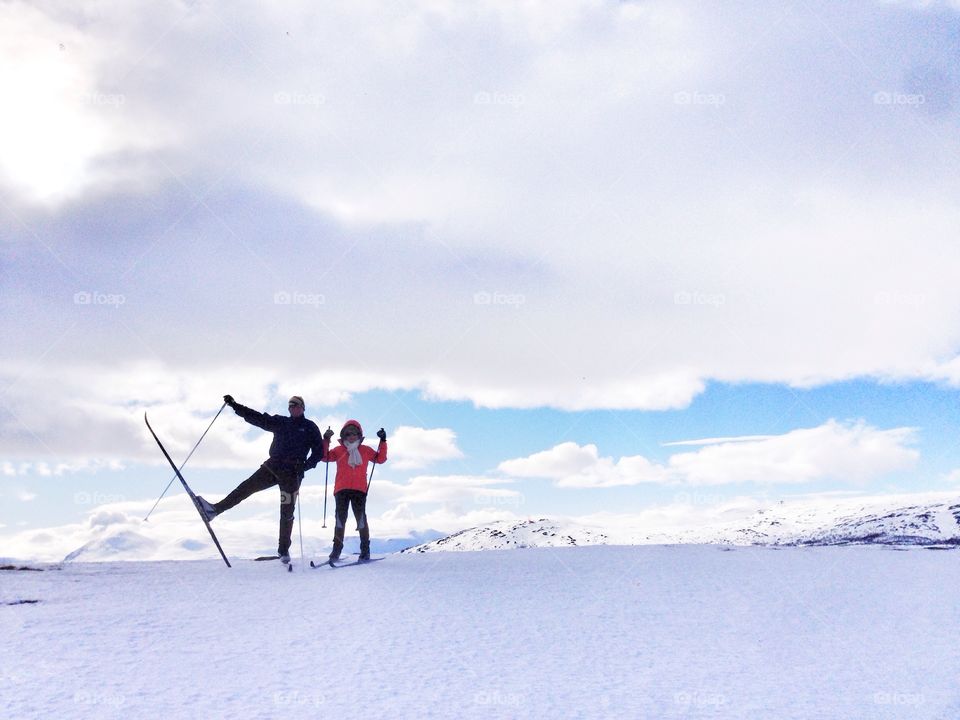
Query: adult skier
323 420 387 562
196 394 323 564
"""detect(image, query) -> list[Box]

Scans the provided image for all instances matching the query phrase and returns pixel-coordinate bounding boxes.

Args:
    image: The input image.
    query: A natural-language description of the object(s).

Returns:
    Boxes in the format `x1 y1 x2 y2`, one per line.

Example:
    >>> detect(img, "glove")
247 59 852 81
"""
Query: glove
323 427 335 441
377 428 387 442
223 394 236 407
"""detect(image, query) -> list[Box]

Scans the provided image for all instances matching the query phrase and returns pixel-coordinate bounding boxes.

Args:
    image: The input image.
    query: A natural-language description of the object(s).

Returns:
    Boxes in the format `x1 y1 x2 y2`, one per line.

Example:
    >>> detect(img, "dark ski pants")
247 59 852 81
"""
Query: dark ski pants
331 490 369 557
214 462 302 556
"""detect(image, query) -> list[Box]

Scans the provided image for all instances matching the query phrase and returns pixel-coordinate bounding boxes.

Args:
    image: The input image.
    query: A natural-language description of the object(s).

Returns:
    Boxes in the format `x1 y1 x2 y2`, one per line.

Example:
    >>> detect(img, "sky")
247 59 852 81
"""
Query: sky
2 0 960 559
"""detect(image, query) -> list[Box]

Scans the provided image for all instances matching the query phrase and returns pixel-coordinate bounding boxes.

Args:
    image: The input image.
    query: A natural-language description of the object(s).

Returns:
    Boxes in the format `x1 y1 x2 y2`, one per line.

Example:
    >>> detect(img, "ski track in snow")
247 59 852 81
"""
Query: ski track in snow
2 545 959 719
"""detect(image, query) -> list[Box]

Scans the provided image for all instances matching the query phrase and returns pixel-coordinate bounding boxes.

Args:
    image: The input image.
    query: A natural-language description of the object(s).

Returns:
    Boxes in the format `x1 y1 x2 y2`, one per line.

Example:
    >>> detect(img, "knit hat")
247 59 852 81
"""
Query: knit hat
288 396 305 408
341 419 363 436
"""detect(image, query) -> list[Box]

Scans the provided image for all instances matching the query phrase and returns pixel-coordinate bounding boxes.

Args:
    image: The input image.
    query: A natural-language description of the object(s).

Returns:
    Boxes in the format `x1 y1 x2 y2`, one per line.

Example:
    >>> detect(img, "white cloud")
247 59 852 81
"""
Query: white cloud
941 469 960 485
17 491 37 502
661 435 776 447
2 0 960 433
499 421 919 488
0 2 173 204
375 474 521 507
499 442 668 487
1 459 124 477
6 486 960 562
0 490 521 561
388 426 464 469
666 421 918 486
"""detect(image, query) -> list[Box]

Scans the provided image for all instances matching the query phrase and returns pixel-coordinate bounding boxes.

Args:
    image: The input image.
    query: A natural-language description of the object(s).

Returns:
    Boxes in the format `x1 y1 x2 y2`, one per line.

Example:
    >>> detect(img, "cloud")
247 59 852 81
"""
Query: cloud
498 420 919 487
0 489 522 561
7 485 960 561
666 421 918 486
0 2 172 204
1 459 124 477
388 426 464 469
375 474 521 507
17 491 37 502
499 442 669 487
661 435 776 447
2 0 960 440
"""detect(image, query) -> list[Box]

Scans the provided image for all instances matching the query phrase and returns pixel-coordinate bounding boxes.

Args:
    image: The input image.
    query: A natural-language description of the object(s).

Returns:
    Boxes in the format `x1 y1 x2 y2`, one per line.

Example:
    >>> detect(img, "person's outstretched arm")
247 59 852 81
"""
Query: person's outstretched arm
223 394 281 431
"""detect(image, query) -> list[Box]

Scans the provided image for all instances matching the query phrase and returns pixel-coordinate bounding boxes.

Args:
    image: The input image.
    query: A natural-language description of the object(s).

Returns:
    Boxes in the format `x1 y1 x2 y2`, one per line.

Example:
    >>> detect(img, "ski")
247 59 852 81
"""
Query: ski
253 555 280 561
311 557 384 568
144 413 232 568
335 557 384 567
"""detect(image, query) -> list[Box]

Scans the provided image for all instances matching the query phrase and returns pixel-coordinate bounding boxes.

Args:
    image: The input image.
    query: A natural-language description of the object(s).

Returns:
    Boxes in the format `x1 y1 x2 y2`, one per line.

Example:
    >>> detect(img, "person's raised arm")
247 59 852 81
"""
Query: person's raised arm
223 394 280 431
374 428 387 463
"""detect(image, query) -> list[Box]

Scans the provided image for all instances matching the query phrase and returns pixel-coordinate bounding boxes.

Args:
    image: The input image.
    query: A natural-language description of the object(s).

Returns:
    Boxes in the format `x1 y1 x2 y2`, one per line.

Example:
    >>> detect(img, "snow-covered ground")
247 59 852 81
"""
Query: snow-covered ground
2 545 958 719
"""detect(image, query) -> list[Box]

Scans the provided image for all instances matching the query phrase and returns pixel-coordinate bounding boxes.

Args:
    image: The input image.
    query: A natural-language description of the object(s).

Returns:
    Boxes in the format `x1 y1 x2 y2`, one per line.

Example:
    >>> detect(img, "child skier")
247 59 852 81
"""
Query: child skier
323 420 387 562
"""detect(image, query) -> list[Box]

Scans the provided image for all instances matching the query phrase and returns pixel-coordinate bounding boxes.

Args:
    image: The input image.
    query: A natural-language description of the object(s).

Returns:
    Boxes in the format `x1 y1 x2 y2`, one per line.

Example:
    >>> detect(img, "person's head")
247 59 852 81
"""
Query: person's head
288 396 305 418
340 420 363 442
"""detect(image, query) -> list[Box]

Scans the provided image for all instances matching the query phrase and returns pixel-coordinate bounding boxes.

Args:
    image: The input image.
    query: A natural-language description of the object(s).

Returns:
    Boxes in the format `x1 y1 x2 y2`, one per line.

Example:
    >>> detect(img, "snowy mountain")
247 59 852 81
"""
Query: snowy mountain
404 495 960 552
401 518 609 552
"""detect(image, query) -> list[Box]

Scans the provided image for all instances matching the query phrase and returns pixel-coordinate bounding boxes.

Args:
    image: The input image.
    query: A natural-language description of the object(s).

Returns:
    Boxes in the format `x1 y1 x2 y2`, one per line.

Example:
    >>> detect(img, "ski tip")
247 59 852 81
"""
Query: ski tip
287 564 293 572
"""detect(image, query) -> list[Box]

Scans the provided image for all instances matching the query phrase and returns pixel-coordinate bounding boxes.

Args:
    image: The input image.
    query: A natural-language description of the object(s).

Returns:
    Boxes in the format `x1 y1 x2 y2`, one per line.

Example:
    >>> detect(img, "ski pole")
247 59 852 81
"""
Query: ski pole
143 402 227 521
366 431 385 493
322 427 330 528
297 489 305 568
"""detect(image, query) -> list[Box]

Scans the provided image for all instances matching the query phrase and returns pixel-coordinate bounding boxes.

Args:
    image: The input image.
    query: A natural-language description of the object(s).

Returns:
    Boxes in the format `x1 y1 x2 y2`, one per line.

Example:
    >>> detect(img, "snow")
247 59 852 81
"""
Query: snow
2 545 959 719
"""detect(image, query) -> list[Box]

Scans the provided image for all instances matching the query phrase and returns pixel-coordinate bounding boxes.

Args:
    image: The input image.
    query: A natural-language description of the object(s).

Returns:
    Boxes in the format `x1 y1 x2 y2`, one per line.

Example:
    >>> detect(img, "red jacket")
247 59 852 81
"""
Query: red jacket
324 420 387 494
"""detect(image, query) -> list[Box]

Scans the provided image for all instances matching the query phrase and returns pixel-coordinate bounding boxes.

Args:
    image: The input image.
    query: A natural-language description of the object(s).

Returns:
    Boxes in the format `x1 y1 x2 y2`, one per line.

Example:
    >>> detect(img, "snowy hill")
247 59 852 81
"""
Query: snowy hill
405 495 960 552
401 518 608 552
669 495 960 546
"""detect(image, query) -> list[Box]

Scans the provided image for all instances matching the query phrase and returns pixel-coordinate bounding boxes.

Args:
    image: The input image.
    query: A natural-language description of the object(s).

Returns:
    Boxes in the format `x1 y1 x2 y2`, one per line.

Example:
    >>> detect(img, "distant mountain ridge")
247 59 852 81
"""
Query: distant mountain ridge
403 496 960 553
401 518 609 552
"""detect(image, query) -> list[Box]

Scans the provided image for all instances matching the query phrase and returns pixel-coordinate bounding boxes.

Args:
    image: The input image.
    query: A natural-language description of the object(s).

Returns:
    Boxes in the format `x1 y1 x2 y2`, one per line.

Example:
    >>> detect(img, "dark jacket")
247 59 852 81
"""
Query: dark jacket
232 402 324 471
